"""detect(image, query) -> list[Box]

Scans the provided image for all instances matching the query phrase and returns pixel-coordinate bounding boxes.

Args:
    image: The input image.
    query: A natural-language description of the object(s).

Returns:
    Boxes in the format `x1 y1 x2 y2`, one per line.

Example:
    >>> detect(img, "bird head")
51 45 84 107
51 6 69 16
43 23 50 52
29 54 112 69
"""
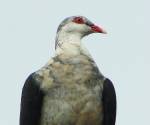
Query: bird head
55 16 106 50
57 16 106 37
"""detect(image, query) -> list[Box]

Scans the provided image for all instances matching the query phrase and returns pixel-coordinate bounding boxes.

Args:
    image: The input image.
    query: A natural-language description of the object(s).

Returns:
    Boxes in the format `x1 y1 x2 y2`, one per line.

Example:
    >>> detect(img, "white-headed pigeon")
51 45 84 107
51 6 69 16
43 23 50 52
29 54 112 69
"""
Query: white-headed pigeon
20 16 116 125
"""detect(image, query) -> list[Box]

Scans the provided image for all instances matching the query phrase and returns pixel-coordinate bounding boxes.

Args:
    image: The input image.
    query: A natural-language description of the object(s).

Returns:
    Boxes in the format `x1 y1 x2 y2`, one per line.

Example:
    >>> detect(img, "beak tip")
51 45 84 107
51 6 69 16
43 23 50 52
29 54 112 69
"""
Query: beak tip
91 25 107 34
102 30 107 34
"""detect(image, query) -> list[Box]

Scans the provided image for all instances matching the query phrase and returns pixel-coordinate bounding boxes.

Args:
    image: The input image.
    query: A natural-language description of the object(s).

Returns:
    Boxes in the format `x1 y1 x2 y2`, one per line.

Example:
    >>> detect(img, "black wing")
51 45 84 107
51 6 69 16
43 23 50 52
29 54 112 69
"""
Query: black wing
20 74 44 125
102 78 117 125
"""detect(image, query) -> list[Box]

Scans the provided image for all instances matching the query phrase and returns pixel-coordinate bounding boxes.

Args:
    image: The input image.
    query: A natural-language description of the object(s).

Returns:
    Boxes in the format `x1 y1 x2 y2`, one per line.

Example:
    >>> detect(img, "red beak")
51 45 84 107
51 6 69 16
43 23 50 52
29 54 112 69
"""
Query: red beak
91 25 107 34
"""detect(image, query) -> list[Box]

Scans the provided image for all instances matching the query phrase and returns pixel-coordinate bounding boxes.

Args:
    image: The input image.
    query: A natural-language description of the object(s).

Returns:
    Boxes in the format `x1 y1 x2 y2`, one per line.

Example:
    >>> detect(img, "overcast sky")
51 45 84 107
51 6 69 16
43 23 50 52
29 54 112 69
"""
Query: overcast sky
0 0 150 125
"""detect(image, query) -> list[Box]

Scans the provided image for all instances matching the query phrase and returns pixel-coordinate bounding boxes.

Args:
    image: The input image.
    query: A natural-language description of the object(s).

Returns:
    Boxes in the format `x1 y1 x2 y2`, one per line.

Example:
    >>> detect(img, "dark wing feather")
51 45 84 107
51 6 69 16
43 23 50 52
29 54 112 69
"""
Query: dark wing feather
20 74 44 125
102 78 117 125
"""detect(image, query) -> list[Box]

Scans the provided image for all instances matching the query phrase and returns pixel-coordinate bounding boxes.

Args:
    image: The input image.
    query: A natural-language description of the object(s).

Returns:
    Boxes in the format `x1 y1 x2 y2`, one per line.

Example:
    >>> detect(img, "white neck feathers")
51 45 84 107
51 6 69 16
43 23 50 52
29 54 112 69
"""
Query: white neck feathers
55 31 91 58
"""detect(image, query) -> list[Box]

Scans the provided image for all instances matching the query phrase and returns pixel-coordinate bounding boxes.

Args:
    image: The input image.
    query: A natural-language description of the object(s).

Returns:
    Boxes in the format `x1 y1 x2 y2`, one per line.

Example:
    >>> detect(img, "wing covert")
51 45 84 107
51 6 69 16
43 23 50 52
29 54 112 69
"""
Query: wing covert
20 74 44 125
102 78 117 125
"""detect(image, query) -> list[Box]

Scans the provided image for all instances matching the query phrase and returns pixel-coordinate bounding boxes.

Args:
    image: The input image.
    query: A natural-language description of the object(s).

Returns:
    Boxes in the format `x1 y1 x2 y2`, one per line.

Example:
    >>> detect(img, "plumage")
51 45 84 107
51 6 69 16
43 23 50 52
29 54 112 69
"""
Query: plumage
102 79 116 125
20 74 44 125
20 16 116 125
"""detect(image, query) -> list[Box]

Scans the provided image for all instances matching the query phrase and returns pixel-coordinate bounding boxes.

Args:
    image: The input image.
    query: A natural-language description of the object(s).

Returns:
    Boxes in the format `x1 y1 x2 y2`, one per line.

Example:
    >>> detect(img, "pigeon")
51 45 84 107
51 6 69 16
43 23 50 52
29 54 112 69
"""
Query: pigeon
20 16 116 125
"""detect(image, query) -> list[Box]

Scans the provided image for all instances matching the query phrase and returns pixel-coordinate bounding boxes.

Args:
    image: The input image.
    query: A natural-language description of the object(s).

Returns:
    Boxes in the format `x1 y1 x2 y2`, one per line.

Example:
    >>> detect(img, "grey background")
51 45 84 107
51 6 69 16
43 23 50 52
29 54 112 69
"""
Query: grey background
0 0 149 125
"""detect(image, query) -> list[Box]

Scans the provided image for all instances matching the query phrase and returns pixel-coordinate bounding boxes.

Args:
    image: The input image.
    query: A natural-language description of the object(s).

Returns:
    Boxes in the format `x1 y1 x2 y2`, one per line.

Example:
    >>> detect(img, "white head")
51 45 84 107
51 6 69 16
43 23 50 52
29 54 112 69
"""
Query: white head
55 16 106 49
55 16 106 57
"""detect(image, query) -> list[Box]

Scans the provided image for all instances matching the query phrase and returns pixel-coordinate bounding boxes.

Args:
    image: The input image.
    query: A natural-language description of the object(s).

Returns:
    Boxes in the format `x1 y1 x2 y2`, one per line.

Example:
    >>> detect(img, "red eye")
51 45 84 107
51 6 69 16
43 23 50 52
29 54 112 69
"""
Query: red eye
73 17 84 24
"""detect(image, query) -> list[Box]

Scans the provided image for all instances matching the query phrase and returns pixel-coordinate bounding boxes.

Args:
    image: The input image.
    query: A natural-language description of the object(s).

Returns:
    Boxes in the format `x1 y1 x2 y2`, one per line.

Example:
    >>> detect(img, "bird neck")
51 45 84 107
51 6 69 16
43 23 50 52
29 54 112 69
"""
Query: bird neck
55 31 92 58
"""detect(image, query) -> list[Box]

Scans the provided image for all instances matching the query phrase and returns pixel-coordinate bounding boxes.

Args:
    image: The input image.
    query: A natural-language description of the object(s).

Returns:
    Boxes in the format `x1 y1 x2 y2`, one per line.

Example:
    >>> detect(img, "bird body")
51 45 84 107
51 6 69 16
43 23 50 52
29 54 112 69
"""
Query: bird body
34 53 105 125
20 16 116 125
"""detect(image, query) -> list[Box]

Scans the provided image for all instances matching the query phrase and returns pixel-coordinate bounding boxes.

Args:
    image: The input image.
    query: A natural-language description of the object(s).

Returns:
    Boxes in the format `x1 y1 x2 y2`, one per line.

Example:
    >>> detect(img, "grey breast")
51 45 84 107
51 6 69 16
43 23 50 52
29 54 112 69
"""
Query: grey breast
35 54 105 125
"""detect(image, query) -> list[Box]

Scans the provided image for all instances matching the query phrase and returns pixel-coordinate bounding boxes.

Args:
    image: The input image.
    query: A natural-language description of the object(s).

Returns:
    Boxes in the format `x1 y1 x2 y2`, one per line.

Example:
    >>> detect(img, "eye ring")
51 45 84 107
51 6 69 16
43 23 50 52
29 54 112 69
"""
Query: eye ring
73 17 85 24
